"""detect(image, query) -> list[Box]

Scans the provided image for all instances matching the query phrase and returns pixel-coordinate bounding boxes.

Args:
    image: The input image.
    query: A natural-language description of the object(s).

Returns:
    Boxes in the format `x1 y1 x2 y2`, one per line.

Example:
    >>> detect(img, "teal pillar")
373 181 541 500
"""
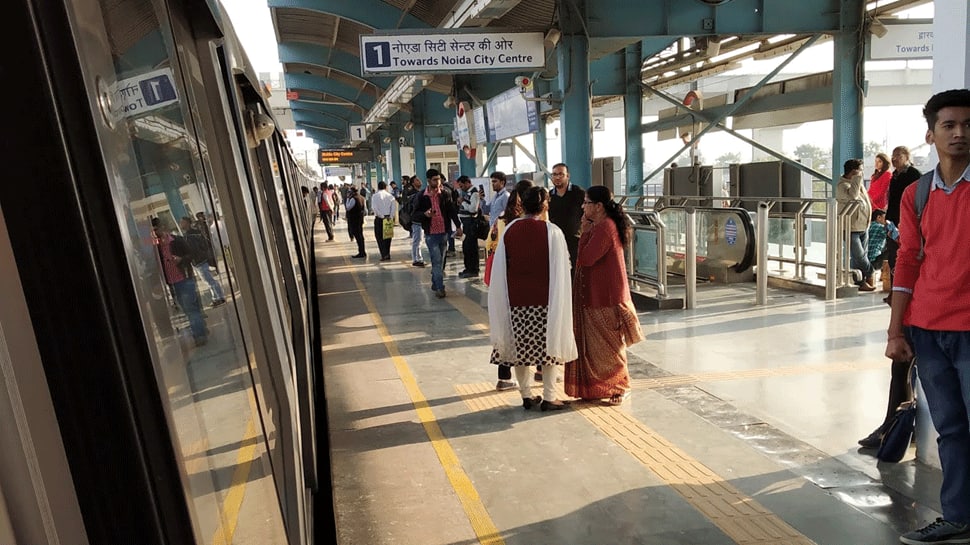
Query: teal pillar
413 95 428 177
391 127 402 183
625 43 644 196
484 142 497 173
459 150 476 177
535 121 548 185
557 2 592 188
831 1 864 194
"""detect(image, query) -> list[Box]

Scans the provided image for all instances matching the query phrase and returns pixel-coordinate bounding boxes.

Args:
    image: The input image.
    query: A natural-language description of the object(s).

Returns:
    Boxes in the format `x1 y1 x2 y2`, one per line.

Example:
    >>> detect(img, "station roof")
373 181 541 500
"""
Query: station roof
268 0 929 148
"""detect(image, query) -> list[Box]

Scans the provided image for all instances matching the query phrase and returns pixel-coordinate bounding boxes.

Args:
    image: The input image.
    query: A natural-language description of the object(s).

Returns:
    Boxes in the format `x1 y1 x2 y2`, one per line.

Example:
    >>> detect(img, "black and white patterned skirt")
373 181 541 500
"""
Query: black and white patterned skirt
489 305 565 367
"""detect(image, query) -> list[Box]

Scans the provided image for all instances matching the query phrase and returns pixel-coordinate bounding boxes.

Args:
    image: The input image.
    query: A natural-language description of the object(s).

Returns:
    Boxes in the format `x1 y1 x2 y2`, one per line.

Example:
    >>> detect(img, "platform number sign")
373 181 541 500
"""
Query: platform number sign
349 124 366 142
592 115 605 131
364 42 392 69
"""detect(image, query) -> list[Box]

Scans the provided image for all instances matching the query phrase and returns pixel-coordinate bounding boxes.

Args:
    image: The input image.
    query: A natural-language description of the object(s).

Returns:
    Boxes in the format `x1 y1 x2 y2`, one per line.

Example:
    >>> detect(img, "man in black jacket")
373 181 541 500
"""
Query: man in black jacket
413 168 462 297
547 162 585 271
885 146 922 274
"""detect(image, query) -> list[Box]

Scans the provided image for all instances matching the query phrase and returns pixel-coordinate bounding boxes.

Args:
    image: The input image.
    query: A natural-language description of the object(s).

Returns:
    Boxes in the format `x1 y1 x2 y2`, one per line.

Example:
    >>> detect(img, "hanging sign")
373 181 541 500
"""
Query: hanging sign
361 31 544 75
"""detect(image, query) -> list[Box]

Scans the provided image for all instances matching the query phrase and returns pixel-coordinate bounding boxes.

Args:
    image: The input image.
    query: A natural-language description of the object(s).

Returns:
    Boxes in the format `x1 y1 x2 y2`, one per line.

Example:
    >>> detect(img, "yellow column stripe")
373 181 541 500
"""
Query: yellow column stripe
347 258 506 545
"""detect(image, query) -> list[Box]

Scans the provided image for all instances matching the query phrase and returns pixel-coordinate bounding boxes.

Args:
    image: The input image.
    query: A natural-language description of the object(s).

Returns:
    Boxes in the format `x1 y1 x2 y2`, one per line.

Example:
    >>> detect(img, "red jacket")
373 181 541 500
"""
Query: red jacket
895 178 970 330
574 219 631 308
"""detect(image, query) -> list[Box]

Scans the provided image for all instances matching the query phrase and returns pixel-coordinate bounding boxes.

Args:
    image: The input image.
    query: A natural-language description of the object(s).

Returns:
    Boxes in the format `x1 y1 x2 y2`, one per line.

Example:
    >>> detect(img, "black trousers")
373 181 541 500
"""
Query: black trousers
373 217 392 258
460 217 479 273
320 209 334 240
349 219 365 255
882 358 915 427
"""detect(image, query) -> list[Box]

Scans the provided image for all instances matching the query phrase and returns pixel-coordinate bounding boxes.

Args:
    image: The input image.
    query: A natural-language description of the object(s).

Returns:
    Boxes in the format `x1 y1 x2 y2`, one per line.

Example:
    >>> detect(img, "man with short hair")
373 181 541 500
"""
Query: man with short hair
456 175 481 278
837 158 875 291
888 89 970 545
402 176 425 267
547 162 585 270
885 146 922 275
413 168 462 297
485 171 510 229
371 181 397 261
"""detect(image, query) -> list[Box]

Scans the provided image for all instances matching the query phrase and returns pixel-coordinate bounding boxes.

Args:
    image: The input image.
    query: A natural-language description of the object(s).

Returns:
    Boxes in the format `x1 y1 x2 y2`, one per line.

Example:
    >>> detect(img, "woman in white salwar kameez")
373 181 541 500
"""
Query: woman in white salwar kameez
487 187 577 411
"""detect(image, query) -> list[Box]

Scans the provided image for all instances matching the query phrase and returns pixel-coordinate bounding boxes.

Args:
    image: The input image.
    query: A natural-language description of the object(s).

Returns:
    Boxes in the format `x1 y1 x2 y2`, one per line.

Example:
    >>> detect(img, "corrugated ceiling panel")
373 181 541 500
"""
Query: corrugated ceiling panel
493 0 555 31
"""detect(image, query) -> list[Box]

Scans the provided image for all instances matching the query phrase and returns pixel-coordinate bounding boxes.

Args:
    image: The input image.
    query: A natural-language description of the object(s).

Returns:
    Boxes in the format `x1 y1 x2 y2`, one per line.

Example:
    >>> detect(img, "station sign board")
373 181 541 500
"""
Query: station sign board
360 31 544 75
318 147 373 165
868 21 933 60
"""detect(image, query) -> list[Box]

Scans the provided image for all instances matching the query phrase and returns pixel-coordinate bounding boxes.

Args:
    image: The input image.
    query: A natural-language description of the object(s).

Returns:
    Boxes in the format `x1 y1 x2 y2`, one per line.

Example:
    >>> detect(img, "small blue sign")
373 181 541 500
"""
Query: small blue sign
364 42 392 69
725 218 737 245
139 75 177 106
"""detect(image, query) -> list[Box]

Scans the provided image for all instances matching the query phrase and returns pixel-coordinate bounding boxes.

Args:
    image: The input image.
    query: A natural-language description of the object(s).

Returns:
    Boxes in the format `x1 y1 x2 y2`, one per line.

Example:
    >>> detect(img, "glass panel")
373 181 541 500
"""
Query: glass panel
69 0 288 542
633 228 659 280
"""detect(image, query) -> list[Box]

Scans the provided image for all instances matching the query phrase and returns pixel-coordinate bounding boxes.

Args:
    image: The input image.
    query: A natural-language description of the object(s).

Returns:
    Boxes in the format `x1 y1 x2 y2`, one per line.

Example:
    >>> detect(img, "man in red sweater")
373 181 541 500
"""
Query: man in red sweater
887 89 970 545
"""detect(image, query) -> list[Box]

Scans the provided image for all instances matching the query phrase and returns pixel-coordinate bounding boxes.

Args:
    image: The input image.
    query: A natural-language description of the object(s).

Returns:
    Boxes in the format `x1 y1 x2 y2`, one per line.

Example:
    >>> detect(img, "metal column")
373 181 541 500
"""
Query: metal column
557 0 592 188
625 43 644 196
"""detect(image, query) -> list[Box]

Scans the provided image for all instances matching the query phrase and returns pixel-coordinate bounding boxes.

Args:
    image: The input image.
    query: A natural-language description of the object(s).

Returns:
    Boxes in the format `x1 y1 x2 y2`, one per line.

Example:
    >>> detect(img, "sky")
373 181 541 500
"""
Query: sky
221 0 282 74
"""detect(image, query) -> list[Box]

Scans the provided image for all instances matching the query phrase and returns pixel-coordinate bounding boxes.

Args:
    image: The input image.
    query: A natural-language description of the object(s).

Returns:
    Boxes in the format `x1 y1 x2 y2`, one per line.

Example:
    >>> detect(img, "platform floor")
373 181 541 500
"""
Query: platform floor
315 219 942 545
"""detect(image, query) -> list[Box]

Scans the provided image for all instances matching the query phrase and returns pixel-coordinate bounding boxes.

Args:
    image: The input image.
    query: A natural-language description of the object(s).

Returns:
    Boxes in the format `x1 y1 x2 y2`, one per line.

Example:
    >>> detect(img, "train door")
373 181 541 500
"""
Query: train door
6 0 299 543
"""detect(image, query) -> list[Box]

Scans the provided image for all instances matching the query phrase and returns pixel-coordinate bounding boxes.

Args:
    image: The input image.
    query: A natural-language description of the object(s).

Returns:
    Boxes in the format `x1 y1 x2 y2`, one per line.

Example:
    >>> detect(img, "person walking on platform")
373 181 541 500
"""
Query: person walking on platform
179 217 225 307
456 175 481 278
487 179 533 391
836 158 876 291
318 183 335 241
887 89 970 545
564 186 644 406
547 162 585 272
153 218 208 346
488 186 576 410
413 168 462 298
371 181 397 261
402 176 425 267
346 187 367 258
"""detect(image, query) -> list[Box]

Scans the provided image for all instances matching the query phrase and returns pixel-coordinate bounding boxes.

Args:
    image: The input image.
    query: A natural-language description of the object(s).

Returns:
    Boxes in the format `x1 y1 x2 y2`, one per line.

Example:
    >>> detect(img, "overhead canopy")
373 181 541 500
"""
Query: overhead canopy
268 0 930 149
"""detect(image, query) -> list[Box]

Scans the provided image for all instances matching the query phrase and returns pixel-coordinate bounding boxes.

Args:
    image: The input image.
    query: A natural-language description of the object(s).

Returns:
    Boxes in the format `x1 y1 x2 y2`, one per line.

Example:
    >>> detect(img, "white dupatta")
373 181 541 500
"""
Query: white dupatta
487 218 578 362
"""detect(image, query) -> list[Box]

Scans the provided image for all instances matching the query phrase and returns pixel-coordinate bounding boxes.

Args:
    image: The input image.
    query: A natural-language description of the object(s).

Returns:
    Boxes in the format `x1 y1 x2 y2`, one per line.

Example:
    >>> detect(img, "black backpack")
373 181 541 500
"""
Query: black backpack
398 191 419 231
185 232 211 265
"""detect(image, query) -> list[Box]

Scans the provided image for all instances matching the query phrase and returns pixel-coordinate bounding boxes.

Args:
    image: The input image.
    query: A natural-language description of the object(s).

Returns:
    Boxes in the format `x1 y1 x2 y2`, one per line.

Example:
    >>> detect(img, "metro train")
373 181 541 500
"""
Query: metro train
3 0 331 543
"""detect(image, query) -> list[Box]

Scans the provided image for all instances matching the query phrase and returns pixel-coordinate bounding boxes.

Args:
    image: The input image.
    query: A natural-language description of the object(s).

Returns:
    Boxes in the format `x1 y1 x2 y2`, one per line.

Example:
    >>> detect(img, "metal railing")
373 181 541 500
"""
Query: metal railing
616 193 865 304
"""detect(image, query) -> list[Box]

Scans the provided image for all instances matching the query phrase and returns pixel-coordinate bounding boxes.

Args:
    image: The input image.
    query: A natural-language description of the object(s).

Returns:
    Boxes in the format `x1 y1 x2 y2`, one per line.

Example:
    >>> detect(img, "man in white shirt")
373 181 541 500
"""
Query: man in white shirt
456 175 481 278
370 181 398 261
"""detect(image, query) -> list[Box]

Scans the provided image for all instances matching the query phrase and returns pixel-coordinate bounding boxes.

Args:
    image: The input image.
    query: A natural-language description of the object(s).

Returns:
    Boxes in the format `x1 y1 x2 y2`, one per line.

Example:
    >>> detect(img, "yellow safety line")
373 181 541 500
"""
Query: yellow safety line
210 394 260 545
347 257 506 545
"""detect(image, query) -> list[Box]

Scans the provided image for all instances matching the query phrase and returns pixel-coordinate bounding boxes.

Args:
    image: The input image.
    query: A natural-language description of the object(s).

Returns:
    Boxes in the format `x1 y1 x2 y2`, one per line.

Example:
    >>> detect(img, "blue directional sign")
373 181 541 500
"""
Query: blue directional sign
364 41 392 69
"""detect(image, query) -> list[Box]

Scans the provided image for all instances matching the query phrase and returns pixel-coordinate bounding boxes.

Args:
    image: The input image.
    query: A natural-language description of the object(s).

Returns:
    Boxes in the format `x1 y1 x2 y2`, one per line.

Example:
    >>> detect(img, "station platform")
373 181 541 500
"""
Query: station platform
315 219 942 545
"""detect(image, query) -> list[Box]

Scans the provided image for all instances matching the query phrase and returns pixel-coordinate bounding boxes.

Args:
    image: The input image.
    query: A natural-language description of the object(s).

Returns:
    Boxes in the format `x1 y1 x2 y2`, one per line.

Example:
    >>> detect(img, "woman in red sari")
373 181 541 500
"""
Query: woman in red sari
564 186 644 405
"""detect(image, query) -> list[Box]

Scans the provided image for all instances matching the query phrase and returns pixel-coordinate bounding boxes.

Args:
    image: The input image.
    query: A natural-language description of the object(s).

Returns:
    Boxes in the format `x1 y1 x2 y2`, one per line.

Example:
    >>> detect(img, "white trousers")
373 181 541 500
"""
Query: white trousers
514 364 559 402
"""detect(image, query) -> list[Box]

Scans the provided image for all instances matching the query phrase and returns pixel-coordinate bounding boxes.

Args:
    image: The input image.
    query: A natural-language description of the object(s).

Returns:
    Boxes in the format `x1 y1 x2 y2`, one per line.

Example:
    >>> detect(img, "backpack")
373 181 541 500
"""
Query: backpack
398 191 419 231
185 232 211 265
913 171 934 258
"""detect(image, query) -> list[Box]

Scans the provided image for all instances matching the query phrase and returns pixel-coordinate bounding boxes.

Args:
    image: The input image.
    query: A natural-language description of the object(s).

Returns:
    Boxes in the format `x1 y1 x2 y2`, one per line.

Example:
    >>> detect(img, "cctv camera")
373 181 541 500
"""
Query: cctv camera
514 76 532 91
398 136 406 146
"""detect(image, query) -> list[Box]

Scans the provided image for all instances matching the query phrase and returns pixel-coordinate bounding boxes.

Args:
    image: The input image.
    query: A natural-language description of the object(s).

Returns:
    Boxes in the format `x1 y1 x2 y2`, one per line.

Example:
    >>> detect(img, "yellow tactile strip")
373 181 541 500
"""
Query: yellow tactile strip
578 404 815 545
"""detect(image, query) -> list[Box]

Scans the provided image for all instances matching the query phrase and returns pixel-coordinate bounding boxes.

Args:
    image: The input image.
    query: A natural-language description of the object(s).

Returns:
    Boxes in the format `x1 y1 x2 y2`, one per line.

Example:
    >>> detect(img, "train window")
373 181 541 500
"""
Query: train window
68 0 289 542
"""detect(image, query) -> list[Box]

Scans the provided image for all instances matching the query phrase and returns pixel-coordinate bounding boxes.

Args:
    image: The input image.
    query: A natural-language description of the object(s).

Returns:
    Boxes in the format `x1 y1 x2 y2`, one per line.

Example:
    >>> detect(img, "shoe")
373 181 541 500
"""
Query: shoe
522 396 542 410
458 271 479 279
496 380 517 391
434 289 446 298
534 372 543 382
380 256 390 261
352 254 366 258
858 283 876 292
858 428 884 449
900 518 970 544
193 336 208 347
446 250 456 257
608 392 631 406
412 261 426 267
540 400 568 411
211 299 226 307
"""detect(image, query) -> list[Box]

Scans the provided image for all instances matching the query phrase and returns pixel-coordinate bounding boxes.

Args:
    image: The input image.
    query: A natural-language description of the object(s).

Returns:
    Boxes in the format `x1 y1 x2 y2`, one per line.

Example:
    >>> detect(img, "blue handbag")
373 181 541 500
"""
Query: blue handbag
876 400 917 463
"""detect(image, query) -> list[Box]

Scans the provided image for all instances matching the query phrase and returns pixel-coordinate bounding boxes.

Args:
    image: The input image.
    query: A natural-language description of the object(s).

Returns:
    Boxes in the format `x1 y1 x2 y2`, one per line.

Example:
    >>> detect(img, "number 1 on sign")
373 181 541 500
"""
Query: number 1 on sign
350 124 366 141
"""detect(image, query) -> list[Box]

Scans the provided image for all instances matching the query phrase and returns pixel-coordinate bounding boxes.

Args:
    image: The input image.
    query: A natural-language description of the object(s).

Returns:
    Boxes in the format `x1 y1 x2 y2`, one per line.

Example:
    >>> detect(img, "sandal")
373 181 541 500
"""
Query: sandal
608 392 630 406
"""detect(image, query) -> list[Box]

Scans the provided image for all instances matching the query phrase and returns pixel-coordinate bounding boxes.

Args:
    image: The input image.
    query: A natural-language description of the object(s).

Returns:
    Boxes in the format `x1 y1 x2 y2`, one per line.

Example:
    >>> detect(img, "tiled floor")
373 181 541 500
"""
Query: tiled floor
317 222 940 545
